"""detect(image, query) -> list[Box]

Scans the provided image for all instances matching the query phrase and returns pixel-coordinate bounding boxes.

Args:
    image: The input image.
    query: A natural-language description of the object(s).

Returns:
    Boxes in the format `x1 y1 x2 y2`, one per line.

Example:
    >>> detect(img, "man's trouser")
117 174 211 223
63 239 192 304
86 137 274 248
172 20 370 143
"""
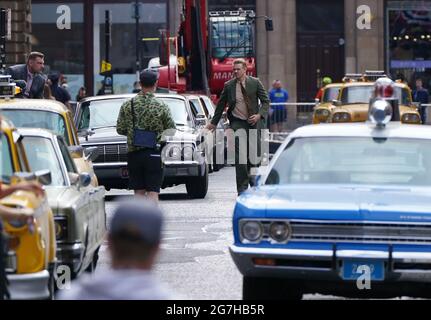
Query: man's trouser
230 119 261 194
0 229 10 300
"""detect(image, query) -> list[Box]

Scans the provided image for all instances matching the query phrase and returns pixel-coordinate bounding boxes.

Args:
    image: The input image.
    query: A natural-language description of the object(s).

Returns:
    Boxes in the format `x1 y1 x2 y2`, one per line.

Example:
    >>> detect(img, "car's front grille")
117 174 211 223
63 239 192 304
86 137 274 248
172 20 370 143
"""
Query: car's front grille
85 143 128 163
288 220 431 245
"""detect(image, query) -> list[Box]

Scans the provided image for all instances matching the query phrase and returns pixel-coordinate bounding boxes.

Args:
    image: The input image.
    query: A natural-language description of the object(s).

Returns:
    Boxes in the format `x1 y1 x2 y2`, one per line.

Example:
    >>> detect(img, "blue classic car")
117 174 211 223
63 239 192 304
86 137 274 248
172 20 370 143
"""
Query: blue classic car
230 111 431 299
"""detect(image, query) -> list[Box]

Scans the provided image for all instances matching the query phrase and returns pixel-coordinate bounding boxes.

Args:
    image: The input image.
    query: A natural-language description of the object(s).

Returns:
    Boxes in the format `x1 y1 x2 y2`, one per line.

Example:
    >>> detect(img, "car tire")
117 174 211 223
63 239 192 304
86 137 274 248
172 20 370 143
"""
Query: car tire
186 164 208 199
242 277 303 300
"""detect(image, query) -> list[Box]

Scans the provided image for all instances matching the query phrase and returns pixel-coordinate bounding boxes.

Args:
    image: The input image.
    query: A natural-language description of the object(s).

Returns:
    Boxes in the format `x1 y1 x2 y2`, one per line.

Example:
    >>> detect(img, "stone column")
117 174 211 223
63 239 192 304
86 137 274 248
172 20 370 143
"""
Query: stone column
0 0 31 65
256 0 296 130
345 0 385 73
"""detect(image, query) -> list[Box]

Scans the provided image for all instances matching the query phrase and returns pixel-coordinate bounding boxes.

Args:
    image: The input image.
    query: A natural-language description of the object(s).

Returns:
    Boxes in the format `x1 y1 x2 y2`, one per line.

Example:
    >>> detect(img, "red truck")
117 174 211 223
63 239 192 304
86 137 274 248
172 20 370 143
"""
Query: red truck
157 0 272 99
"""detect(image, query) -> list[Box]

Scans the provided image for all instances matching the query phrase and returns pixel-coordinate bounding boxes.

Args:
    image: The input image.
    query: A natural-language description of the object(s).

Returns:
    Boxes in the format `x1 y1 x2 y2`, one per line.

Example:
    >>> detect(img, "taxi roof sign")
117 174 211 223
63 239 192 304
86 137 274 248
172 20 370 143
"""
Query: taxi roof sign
0 75 17 98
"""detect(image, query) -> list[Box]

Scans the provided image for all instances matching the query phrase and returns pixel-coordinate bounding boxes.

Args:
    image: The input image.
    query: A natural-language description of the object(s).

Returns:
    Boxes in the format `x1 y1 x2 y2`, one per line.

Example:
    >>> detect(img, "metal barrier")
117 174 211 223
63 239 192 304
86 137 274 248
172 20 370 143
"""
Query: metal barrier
269 102 316 131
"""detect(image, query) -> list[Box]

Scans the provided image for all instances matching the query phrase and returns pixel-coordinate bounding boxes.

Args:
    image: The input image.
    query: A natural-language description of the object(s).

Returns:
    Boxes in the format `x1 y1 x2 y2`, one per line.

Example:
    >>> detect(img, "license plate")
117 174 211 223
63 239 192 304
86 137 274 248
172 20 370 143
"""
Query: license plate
341 260 384 281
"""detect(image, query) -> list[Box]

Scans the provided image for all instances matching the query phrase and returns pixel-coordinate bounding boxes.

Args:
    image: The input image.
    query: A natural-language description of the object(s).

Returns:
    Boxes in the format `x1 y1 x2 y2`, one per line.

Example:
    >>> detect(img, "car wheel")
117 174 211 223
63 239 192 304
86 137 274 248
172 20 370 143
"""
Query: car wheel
242 277 303 300
186 164 208 199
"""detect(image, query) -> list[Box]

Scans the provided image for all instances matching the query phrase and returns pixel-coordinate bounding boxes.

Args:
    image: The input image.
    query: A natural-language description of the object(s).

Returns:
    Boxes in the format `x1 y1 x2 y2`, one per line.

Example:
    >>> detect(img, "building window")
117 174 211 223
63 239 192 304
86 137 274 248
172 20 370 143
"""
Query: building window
32 3 84 100
387 0 431 89
93 3 166 94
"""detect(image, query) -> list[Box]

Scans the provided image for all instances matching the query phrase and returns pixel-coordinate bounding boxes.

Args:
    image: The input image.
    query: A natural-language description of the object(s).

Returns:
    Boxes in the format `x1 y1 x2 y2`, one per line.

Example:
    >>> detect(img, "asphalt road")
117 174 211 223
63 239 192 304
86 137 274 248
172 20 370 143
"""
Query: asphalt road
99 166 243 300
91 167 417 300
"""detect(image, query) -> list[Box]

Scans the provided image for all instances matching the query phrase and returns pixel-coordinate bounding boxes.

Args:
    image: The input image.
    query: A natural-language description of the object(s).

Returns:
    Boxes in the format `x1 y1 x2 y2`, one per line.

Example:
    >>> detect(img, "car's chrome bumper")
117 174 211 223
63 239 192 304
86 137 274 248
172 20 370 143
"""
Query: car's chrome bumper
163 160 203 177
230 245 431 282
7 270 50 300
56 243 85 273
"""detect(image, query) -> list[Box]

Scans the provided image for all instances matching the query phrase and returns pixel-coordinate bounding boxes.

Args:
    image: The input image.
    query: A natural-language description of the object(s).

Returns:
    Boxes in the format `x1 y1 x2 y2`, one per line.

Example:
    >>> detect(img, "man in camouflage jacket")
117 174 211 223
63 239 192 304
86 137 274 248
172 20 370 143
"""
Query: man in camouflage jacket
117 69 176 201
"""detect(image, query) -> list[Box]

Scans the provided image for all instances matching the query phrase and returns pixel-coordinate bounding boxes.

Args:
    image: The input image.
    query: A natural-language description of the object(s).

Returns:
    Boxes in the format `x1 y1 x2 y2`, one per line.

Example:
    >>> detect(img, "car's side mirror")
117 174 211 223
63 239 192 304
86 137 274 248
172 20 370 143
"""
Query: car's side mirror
79 172 92 187
412 102 421 109
68 145 84 159
84 146 98 162
69 172 91 188
195 114 207 127
332 100 342 107
35 169 52 186
12 170 52 186
78 129 95 141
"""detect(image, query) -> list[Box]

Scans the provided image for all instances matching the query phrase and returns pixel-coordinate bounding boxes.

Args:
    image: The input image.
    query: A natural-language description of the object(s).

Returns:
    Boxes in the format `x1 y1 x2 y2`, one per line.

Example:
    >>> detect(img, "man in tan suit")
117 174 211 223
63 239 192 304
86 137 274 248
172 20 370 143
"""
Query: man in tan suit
206 59 270 195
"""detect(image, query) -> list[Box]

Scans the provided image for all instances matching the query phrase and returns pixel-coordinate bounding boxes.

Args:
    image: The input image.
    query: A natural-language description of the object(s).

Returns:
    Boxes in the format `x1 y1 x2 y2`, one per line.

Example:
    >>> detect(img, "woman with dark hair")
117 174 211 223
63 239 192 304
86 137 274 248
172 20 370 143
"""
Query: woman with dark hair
76 86 87 102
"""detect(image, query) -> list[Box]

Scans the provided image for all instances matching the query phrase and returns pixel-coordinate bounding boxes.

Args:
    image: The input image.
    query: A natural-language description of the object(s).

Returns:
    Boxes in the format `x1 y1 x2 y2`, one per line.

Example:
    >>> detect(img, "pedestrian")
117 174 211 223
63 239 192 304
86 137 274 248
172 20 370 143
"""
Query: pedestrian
43 83 55 100
0 178 43 300
75 86 87 102
58 198 174 300
132 81 141 93
413 78 429 124
315 76 332 102
49 72 72 111
116 69 176 201
205 58 270 195
268 80 289 132
4 51 46 99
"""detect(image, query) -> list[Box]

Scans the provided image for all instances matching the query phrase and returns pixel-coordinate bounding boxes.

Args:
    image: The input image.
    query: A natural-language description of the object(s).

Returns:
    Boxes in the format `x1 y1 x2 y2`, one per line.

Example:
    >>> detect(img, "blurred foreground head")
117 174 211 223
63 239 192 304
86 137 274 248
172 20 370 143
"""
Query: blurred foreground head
109 199 163 269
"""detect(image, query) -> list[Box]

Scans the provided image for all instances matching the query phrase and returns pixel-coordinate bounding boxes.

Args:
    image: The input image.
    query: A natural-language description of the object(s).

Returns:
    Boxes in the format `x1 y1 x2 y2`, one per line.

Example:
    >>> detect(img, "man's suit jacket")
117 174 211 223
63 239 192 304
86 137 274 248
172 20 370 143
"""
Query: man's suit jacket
5 64 46 99
211 76 270 129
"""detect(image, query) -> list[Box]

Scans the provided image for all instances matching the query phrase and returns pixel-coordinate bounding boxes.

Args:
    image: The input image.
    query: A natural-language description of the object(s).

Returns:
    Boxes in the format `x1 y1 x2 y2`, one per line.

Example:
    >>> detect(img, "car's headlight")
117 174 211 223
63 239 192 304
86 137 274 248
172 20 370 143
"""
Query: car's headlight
165 144 181 160
269 221 291 243
315 109 330 117
402 113 421 124
332 112 351 122
242 221 263 242
182 145 194 160
54 216 68 241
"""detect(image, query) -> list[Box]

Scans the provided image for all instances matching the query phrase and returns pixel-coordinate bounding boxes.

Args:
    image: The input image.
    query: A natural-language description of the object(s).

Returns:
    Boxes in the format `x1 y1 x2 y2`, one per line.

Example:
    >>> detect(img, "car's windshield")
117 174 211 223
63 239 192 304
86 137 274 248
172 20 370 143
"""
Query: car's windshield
210 18 254 59
1 109 70 145
0 132 13 183
322 87 341 103
78 98 126 130
21 136 66 186
265 137 431 187
158 97 189 126
340 85 411 105
79 97 188 129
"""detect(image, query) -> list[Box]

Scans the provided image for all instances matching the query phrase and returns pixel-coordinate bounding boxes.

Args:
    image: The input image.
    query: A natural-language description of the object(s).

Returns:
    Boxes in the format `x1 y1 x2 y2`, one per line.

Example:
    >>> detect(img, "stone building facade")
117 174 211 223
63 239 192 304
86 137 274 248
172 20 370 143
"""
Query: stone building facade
0 0 32 65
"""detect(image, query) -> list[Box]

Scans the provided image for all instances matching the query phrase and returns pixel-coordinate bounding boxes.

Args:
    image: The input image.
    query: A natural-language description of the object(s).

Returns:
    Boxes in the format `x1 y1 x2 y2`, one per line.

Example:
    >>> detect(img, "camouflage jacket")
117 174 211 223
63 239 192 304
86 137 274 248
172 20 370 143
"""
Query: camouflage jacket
116 92 176 152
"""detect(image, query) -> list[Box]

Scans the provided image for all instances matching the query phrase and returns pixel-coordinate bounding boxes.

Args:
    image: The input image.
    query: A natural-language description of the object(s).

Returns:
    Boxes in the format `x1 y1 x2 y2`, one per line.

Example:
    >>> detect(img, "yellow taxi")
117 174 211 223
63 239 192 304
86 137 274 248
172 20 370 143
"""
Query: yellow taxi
312 83 343 124
330 72 421 124
0 97 99 186
0 117 56 300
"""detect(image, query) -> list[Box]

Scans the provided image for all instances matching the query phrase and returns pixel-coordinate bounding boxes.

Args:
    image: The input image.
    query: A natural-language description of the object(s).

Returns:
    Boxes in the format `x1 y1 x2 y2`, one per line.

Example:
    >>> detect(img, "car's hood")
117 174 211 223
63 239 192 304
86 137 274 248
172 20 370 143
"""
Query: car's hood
336 104 368 121
45 187 68 213
79 126 199 145
79 127 126 145
235 185 431 223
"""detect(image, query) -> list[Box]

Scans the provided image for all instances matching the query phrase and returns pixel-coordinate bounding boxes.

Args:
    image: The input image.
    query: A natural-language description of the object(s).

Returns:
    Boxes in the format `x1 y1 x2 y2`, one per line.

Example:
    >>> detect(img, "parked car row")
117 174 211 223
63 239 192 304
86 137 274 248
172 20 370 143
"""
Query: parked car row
312 71 421 125
0 76 106 299
74 92 229 199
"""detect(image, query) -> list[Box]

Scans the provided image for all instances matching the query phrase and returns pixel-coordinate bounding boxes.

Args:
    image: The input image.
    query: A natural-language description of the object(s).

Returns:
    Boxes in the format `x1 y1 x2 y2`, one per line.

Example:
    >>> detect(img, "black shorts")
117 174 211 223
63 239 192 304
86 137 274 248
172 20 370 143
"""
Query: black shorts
127 149 163 192
270 108 287 124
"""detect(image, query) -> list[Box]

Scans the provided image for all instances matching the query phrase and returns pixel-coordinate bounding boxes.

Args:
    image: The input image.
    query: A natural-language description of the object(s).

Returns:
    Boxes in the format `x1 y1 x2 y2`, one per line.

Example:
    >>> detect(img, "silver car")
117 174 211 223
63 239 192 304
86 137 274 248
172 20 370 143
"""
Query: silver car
18 128 107 278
